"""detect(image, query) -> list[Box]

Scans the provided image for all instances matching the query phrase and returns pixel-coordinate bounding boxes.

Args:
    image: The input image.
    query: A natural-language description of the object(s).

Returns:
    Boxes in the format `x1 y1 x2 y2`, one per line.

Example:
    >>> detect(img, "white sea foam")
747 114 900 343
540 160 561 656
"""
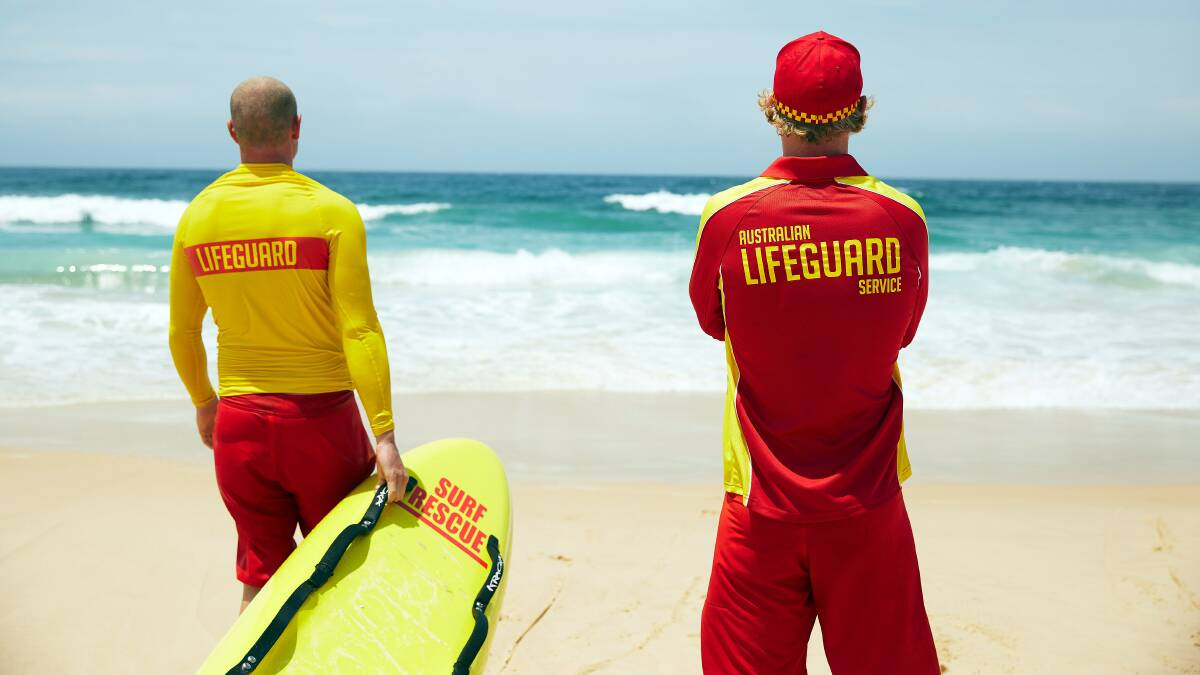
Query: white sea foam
603 187 939 215
931 246 1200 289
1 246 1197 409
356 202 450 220
0 194 190 229
0 194 449 232
604 190 711 216
370 248 689 287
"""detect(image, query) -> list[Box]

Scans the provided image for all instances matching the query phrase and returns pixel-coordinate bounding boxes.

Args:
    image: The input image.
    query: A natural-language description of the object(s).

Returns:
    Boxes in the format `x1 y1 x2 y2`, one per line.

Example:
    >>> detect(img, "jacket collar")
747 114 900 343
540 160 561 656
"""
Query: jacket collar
761 154 867 181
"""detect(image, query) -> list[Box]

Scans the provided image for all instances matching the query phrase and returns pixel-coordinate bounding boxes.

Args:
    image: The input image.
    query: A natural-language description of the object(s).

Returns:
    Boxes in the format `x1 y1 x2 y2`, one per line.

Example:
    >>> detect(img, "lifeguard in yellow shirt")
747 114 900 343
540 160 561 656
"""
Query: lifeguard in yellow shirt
168 76 407 612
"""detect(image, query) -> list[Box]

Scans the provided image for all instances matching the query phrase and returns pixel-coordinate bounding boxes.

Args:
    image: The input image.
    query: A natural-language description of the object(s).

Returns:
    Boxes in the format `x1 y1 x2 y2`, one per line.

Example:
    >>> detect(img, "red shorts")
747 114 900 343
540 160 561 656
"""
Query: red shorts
213 391 375 587
701 491 939 674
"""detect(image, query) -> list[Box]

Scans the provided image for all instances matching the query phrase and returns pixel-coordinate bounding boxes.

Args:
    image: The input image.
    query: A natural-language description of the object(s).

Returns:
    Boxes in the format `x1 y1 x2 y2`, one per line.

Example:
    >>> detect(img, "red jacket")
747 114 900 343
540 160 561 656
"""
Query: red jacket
689 155 929 521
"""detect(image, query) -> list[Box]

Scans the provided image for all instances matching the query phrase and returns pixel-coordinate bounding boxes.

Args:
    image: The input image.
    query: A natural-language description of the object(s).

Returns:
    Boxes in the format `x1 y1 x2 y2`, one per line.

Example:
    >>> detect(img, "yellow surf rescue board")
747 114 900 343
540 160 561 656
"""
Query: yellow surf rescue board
198 438 511 674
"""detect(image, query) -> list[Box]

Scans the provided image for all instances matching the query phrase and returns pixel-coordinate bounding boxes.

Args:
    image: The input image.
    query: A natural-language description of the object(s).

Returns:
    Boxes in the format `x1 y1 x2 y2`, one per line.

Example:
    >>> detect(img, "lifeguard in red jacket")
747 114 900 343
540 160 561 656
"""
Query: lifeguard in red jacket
690 31 939 674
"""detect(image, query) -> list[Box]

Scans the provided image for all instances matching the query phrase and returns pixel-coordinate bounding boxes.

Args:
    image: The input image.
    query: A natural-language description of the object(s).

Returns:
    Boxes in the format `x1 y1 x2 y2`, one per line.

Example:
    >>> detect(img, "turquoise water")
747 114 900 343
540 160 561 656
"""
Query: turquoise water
0 166 1197 408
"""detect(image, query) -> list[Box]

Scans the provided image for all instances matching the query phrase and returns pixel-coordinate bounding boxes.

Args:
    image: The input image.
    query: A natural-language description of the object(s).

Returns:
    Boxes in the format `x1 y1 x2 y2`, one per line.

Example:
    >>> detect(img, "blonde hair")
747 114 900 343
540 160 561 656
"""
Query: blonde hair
758 91 872 144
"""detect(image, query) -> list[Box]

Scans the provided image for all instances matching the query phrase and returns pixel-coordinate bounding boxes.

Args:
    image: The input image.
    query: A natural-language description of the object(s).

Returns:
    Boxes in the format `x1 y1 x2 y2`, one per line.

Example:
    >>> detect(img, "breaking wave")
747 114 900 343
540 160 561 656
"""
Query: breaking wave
0 194 450 233
604 190 710 216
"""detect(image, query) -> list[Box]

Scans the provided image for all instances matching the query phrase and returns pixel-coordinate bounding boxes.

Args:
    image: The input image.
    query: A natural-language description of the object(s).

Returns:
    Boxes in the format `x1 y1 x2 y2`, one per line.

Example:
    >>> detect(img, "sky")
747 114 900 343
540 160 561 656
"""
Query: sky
1 0 1198 181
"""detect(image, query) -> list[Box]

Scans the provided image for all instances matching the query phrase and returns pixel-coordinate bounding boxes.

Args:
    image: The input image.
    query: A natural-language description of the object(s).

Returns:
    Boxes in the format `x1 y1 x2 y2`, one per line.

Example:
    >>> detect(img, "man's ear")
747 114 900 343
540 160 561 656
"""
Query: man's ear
292 114 302 140
227 120 238 144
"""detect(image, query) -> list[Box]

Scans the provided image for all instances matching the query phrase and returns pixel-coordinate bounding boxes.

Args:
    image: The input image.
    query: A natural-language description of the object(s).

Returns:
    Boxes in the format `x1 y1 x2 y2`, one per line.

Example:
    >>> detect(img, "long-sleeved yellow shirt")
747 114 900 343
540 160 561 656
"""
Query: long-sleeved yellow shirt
168 163 394 435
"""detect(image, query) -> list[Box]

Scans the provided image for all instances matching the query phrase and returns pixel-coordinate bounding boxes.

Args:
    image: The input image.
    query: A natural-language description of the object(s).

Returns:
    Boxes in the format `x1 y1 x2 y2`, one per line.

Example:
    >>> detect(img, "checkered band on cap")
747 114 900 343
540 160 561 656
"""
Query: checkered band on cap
773 97 860 125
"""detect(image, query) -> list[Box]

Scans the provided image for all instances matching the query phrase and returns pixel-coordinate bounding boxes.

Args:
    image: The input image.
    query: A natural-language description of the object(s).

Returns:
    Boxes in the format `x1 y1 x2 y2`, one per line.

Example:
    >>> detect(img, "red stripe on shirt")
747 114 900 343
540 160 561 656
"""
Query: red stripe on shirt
184 236 328 276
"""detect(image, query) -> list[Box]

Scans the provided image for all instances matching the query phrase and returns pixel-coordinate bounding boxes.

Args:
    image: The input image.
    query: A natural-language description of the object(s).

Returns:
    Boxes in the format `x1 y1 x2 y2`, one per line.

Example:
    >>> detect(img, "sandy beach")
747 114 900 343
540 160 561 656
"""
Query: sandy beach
1 394 1198 674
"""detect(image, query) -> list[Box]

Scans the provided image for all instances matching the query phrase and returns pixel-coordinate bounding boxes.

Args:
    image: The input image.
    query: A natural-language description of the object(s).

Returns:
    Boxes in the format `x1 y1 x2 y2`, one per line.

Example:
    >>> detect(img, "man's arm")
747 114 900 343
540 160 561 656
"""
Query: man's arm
689 213 728 341
327 203 394 436
167 215 218 446
327 201 407 502
689 179 788 341
839 177 930 348
901 214 929 348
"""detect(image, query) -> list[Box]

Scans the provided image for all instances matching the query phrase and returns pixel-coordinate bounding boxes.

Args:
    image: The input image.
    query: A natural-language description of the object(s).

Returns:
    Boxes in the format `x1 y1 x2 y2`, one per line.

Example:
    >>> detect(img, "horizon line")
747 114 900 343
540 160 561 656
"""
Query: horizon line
1 163 1198 187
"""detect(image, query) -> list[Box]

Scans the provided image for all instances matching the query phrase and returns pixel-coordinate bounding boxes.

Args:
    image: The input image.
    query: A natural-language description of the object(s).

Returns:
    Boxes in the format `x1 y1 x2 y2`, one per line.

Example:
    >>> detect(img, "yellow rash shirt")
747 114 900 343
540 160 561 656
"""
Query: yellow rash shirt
168 163 394 436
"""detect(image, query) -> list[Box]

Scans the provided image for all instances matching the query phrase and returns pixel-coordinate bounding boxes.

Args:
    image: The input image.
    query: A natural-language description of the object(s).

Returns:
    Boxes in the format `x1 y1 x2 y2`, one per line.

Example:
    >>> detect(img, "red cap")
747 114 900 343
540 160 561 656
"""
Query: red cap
772 31 863 125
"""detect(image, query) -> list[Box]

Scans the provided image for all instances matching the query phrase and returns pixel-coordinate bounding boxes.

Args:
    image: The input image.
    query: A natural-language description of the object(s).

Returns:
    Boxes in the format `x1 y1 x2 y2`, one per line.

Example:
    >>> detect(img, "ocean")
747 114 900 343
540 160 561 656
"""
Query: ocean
0 166 1197 410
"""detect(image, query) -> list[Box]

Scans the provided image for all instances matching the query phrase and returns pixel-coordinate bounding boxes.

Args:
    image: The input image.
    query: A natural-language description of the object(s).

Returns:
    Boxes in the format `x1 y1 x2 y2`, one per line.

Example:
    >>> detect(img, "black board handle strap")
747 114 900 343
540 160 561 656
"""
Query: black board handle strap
452 535 505 675
224 477 503 675
226 479 404 674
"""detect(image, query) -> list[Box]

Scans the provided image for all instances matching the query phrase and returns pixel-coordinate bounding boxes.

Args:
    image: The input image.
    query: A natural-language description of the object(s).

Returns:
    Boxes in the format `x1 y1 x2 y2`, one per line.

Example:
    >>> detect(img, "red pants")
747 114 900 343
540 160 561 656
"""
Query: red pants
701 491 939 674
213 391 375 586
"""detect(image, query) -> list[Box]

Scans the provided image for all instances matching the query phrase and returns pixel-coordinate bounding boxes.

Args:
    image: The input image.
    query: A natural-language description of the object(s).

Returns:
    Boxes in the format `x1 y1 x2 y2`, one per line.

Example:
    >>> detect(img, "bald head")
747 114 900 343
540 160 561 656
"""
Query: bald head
229 77 297 147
